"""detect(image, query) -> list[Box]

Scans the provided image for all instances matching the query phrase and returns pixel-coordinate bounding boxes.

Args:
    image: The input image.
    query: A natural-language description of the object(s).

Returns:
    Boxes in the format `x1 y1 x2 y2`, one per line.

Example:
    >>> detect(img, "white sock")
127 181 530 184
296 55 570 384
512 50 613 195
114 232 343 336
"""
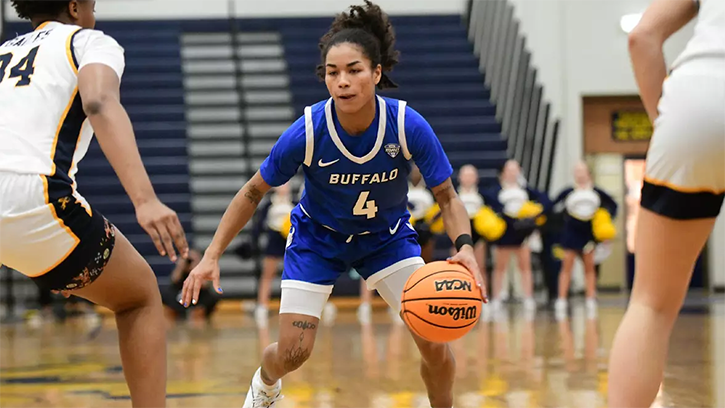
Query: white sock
254 367 280 391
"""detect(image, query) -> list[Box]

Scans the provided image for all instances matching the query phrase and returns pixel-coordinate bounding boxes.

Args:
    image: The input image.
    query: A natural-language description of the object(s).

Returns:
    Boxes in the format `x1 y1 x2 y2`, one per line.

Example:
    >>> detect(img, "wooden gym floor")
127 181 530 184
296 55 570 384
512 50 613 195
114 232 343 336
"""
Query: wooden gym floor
1 294 723 408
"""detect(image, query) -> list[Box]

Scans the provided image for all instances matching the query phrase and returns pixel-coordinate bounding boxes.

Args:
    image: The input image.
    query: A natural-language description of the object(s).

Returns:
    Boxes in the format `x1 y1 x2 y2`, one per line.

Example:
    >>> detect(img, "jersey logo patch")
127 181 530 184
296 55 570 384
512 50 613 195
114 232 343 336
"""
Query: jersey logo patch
389 219 401 235
385 143 401 158
318 158 340 168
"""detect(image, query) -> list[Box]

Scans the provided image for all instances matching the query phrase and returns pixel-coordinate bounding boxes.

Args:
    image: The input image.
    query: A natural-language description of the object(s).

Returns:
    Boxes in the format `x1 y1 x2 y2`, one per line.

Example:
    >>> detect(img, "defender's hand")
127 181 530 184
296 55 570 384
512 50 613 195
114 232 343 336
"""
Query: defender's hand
448 245 489 303
180 255 222 308
136 198 189 262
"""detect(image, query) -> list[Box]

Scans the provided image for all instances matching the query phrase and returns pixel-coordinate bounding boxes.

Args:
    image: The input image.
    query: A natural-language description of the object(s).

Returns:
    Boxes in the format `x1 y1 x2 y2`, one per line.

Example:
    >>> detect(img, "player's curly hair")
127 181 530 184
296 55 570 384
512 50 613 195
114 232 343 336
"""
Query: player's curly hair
316 1 400 90
10 0 71 20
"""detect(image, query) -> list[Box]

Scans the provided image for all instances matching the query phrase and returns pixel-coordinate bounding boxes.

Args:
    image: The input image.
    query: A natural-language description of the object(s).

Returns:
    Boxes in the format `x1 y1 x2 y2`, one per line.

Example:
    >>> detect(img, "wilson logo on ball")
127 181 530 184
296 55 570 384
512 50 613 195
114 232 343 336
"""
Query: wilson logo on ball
434 279 472 292
427 304 478 321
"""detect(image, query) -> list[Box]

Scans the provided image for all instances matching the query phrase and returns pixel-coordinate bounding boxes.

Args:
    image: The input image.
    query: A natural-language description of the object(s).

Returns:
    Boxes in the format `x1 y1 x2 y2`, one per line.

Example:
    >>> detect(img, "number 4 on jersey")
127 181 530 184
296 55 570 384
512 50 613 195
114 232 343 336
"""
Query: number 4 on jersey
353 191 378 219
0 46 39 86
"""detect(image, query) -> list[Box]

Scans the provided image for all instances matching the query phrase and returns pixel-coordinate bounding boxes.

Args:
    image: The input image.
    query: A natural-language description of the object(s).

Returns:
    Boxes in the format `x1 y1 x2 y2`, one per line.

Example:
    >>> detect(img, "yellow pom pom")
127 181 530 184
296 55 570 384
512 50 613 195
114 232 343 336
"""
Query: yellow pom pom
408 215 416 226
592 208 616 241
424 204 445 234
280 213 292 239
517 201 544 219
552 245 565 260
473 206 506 241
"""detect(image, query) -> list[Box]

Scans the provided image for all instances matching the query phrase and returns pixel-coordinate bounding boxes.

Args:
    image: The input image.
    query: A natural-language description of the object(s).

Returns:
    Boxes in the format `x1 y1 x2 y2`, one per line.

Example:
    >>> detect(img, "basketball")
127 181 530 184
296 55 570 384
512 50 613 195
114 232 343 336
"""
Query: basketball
401 261 483 343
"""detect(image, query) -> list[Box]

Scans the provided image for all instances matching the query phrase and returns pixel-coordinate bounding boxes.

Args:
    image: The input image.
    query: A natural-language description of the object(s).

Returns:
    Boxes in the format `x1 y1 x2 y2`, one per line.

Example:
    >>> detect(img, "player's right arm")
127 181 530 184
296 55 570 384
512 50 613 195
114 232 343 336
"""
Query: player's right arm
76 32 188 262
203 171 272 263
181 115 307 306
628 0 698 122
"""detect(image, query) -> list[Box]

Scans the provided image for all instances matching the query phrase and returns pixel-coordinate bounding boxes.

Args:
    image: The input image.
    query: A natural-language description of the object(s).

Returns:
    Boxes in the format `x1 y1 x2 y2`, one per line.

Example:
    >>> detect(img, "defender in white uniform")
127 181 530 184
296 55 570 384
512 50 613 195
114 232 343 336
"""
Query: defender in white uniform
0 1 189 406
0 20 124 284
609 1 725 407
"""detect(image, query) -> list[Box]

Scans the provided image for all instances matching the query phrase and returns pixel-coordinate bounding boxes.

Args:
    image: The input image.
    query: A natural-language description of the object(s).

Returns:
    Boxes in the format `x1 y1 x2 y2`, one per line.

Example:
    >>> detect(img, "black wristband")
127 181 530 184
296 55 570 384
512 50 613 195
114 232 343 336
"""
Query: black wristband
455 234 474 252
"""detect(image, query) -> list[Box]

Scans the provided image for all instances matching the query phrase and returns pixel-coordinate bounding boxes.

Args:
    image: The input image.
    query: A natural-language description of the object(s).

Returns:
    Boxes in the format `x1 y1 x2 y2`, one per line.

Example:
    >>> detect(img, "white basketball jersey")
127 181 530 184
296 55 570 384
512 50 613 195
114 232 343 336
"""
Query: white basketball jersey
671 0 725 72
0 21 125 181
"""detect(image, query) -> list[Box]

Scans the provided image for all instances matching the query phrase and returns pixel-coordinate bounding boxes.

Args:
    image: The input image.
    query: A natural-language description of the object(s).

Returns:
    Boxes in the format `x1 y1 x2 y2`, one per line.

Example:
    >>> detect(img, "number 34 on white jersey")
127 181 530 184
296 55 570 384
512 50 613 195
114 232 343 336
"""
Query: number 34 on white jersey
0 21 125 181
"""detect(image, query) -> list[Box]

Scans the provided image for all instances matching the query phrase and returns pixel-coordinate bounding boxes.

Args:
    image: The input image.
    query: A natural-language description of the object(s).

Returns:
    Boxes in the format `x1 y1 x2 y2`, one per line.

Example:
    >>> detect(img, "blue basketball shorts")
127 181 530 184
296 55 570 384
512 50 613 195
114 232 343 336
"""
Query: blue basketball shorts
279 206 425 317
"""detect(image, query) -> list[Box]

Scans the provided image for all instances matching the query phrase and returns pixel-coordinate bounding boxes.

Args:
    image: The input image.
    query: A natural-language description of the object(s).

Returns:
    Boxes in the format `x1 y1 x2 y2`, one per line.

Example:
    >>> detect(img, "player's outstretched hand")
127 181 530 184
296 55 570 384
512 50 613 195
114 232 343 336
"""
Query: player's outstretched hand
448 245 489 303
180 255 222 308
136 198 189 262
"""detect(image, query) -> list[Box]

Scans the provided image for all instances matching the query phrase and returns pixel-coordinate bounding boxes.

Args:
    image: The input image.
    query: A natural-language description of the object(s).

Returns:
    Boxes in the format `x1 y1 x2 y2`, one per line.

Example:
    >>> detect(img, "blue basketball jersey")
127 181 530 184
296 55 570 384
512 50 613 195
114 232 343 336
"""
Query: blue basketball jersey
260 96 453 235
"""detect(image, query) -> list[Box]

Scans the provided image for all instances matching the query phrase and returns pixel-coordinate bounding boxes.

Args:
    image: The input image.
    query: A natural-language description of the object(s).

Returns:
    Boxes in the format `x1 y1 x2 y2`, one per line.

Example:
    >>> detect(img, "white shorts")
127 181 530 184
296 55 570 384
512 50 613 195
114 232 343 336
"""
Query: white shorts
0 172 116 291
279 257 425 319
642 59 725 219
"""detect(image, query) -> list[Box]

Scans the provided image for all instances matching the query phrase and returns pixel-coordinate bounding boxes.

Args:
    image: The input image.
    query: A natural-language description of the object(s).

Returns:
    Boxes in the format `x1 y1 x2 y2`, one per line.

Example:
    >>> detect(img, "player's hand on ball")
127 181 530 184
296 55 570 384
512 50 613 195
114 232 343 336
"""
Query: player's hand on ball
181 255 222 308
448 245 488 303
136 198 189 262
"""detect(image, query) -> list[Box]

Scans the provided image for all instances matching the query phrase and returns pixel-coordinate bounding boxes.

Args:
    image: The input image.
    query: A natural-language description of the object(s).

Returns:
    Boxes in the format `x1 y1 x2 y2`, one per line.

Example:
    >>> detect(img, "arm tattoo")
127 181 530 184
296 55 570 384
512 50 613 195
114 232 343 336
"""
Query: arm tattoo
434 184 455 205
244 184 263 205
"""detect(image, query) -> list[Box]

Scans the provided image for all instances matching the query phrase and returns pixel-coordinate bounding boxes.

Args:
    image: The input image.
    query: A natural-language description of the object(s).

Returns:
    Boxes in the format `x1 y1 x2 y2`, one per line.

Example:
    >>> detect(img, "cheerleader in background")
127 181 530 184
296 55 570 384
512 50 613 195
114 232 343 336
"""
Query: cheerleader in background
453 165 487 282
485 160 550 312
551 161 618 320
408 164 435 262
253 182 295 325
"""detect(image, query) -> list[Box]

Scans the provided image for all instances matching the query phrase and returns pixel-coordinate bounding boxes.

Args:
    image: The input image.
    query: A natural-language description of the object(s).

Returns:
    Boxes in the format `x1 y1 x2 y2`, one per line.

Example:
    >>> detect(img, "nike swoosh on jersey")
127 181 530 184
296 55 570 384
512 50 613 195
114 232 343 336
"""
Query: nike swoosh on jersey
389 219 402 235
318 159 340 168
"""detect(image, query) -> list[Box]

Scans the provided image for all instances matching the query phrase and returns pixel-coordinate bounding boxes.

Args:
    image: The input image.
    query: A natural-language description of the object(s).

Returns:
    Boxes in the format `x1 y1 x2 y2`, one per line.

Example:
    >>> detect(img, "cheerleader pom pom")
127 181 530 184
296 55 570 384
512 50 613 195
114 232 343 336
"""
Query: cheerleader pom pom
516 201 544 219
280 213 292 239
473 206 506 241
592 208 616 241
424 203 446 234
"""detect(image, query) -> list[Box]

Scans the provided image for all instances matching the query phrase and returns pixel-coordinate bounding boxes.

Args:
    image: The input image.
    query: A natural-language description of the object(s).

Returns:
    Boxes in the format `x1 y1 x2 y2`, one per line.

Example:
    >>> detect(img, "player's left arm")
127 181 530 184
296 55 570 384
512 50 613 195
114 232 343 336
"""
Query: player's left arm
406 107 488 300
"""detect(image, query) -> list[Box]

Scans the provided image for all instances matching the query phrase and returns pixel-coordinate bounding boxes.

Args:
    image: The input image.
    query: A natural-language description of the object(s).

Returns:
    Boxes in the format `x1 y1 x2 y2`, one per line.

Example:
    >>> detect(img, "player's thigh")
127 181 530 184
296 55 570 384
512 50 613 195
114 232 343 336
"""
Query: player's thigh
71 228 161 313
276 246 337 363
279 227 343 319
632 73 724 314
355 231 424 312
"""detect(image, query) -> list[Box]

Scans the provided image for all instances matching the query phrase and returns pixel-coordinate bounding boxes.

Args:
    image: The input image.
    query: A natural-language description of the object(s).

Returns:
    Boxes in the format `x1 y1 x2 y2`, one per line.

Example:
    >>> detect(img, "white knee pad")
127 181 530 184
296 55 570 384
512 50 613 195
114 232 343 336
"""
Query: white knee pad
369 258 425 314
279 280 333 319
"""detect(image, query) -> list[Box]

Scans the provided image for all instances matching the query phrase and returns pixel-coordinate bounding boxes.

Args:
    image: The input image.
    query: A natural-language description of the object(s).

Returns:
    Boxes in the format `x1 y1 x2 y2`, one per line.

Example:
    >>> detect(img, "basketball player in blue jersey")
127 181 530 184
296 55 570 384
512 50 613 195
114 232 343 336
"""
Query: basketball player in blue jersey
181 2 486 407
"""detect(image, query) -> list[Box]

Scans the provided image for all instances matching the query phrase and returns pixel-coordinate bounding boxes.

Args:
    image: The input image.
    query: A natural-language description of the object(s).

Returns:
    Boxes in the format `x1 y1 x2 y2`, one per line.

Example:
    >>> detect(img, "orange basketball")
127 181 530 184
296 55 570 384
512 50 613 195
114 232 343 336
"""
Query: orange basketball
401 261 483 343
